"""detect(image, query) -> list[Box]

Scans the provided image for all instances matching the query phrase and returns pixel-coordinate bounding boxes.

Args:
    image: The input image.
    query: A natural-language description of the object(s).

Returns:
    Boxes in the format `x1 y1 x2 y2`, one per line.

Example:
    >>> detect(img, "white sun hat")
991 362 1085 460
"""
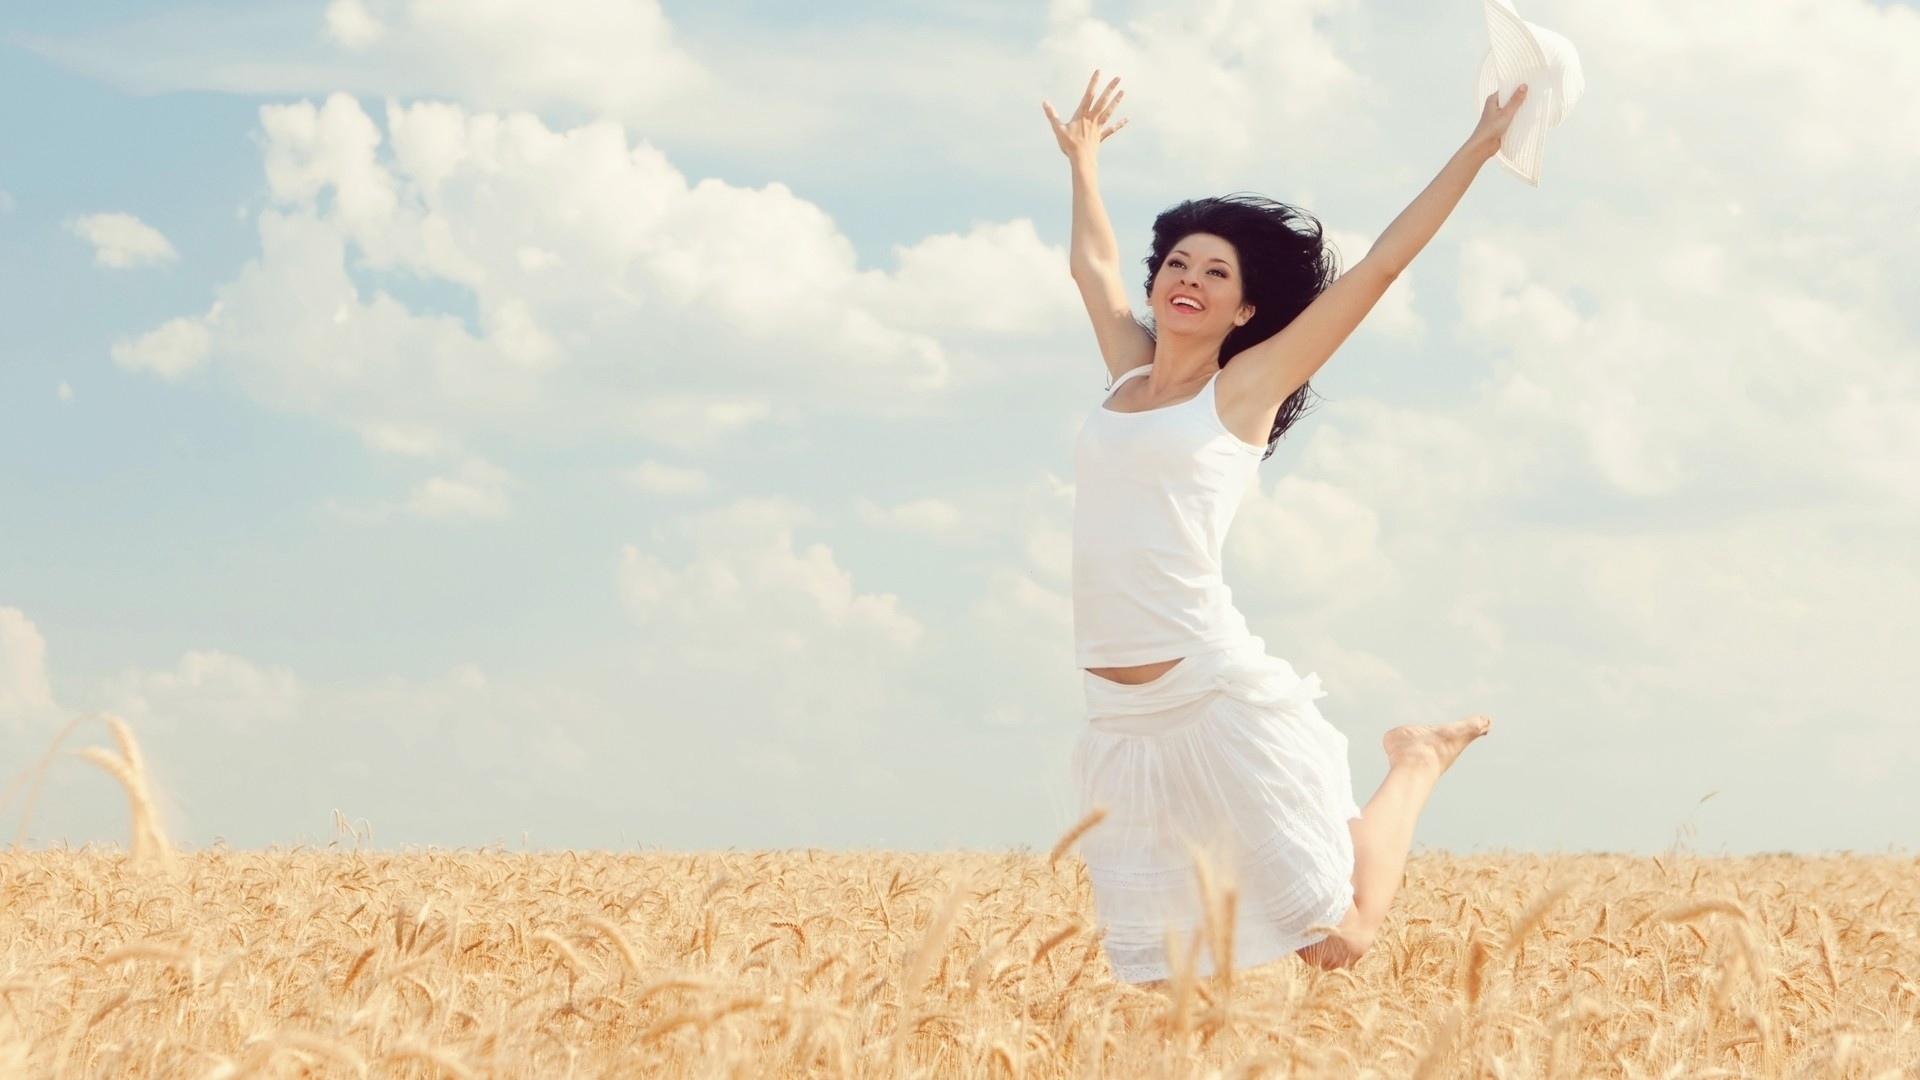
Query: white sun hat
1475 0 1584 186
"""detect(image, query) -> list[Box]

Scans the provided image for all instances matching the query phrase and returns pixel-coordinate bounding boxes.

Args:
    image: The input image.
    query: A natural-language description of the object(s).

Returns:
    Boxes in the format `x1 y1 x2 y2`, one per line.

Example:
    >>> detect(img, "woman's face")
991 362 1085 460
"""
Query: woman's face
1150 232 1253 343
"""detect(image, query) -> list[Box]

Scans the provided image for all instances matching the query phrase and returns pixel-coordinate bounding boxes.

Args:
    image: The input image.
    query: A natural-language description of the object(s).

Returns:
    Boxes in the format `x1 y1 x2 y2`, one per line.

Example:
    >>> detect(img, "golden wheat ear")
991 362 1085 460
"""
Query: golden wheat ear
76 714 176 868
1049 806 1108 869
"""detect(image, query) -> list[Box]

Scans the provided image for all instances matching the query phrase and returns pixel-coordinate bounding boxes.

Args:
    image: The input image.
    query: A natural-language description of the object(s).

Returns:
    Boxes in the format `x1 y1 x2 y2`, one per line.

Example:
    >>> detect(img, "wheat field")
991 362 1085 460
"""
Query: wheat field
3 722 1918 1078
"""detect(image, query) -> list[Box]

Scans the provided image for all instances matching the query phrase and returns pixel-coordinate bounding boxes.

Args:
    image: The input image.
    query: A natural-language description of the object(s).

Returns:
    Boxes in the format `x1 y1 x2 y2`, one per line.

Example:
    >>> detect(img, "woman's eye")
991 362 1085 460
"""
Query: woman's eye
1208 268 1227 278
1168 259 1184 269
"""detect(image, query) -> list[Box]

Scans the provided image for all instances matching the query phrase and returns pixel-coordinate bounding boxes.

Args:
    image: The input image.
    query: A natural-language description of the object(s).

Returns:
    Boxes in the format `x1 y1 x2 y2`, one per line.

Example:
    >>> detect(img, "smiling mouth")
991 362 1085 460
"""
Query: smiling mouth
1170 295 1204 313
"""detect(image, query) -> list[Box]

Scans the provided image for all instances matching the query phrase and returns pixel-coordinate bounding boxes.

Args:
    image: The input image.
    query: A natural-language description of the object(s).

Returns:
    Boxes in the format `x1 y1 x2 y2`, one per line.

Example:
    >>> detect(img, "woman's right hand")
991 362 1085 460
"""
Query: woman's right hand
1468 83 1529 161
1043 71 1128 165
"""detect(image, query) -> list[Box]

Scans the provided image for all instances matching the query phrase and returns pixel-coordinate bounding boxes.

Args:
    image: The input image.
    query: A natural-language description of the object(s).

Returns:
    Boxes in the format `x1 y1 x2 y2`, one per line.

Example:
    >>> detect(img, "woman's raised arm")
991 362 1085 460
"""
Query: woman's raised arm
1228 86 1531 410
1044 72 1153 383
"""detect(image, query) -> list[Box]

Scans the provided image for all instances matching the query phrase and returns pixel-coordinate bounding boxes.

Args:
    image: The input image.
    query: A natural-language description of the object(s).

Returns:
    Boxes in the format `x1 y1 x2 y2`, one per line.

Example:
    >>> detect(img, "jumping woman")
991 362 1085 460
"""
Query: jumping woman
1047 71 1529 982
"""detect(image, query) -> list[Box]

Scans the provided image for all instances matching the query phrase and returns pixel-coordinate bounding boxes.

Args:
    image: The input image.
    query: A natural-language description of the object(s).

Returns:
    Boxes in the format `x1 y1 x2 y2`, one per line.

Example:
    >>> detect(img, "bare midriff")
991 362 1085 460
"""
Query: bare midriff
1084 656 1186 686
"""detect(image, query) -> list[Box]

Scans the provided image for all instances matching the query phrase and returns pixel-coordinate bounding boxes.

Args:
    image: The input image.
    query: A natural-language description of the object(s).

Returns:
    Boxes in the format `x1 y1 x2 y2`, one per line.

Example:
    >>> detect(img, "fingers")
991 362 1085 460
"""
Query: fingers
1061 71 1127 134
1075 70 1101 118
1042 100 1061 128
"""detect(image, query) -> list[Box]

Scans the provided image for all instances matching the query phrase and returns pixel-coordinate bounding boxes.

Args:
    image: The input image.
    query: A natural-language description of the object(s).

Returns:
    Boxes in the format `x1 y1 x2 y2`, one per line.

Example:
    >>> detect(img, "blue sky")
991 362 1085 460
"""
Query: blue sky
4 0 1918 854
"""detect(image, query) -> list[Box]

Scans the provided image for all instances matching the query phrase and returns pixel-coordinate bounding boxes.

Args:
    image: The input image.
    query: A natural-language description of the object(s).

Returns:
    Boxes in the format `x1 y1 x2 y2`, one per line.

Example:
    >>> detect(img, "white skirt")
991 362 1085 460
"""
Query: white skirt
1070 637 1363 984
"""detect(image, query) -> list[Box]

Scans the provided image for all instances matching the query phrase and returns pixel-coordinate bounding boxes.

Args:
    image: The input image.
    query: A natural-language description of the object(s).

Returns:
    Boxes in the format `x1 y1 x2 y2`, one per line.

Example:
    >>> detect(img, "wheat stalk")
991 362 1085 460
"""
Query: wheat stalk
1049 807 1108 869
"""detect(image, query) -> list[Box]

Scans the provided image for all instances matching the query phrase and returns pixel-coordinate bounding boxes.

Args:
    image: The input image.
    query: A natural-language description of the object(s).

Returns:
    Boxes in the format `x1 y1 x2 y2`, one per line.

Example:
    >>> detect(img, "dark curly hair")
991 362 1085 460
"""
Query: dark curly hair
1143 194 1339 458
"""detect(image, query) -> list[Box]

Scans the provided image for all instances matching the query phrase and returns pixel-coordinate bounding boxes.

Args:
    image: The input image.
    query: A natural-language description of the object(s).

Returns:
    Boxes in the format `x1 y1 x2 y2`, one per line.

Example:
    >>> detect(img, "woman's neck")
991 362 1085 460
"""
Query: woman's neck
1150 332 1225 384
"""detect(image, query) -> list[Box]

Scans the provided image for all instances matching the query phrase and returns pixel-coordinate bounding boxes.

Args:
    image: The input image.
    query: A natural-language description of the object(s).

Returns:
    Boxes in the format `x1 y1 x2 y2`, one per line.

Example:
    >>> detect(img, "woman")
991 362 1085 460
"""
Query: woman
1046 71 1527 981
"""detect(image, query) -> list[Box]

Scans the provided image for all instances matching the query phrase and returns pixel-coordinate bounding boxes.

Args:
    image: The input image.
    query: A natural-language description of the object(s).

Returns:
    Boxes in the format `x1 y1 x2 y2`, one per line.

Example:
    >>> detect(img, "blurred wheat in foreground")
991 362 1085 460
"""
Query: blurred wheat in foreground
2 844 1917 1079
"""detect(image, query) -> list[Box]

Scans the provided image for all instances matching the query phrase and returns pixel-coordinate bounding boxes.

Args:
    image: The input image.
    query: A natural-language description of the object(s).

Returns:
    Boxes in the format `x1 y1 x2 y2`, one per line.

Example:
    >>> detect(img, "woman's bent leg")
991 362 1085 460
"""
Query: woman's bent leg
1297 715 1492 970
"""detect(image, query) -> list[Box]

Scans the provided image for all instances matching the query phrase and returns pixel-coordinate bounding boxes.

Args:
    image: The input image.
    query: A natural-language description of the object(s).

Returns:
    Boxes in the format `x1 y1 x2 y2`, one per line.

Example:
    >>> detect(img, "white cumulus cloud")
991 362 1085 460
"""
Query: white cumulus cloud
100 651 302 735
320 0 705 119
67 211 179 268
323 0 384 48
405 457 515 519
323 457 515 521
110 310 215 378
113 94 1082 456
0 608 59 730
1228 474 1396 611
855 497 963 537
7 623 631 846
357 422 458 457
624 460 709 496
607 498 938 817
618 498 922 653
1042 0 1369 182
875 220 1079 336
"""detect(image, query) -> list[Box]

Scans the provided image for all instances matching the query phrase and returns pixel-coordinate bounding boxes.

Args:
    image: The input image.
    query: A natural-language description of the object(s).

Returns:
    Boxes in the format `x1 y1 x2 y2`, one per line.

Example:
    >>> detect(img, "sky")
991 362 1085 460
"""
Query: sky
2 0 1917 856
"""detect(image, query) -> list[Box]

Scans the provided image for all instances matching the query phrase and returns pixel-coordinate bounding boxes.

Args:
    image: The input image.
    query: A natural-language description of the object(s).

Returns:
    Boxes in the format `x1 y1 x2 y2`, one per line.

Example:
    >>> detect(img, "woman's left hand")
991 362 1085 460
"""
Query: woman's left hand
1469 84 1529 159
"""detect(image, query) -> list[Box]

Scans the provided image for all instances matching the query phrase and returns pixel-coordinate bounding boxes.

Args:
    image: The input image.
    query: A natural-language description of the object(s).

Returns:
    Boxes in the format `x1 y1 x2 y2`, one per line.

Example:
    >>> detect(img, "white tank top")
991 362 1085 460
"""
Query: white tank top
1072 363 1265 668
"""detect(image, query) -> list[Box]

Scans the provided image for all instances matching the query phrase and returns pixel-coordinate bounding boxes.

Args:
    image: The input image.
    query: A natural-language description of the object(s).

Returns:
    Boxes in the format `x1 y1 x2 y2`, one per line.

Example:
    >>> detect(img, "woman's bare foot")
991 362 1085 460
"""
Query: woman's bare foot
1382 715 1491 775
